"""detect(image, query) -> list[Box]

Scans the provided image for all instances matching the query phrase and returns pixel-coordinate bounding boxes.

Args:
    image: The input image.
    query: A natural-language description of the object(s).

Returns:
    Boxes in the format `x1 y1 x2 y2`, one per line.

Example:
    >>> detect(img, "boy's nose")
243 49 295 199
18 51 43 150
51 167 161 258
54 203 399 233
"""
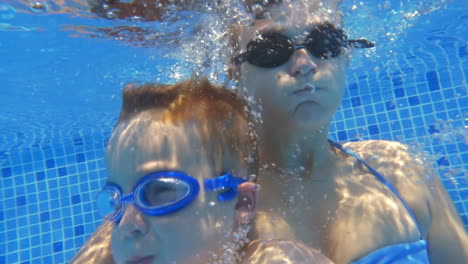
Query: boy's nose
117 205 149 240
289 49 318 77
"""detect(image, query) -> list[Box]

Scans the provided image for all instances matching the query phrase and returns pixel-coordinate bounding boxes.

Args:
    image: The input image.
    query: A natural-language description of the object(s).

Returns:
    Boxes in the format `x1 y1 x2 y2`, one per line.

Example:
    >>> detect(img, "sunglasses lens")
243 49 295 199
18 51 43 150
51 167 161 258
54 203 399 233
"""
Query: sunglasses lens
306 24 348 59
247 33 294 67
138 178 190 209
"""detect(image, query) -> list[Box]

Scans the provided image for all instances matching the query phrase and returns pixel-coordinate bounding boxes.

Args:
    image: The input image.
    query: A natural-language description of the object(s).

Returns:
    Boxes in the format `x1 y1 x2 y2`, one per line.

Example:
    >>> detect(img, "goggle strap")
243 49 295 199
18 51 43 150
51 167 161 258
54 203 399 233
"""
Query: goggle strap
204 172 232 191
120 193 134 204
203 173 247 201
218 189 238 201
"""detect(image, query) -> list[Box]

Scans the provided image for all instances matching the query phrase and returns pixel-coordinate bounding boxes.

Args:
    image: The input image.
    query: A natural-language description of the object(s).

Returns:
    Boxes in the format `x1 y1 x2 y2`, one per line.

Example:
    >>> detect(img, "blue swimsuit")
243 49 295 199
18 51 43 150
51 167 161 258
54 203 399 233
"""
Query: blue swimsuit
329 140 430 264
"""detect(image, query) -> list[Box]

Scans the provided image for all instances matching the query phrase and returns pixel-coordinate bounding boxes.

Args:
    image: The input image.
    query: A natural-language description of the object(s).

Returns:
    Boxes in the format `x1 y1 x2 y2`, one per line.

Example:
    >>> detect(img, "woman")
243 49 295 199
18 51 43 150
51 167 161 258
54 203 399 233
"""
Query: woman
229 0 468 263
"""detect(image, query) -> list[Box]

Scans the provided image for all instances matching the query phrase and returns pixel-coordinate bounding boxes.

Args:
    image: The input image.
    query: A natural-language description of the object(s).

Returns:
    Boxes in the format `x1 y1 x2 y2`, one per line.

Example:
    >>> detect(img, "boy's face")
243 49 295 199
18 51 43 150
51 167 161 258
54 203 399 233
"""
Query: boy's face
105 113 250 264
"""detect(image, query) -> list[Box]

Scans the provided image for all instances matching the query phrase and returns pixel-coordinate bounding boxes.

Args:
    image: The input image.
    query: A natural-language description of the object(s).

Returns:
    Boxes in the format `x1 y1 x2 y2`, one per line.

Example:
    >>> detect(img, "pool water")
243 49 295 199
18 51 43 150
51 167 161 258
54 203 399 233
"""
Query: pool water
0 0 467 263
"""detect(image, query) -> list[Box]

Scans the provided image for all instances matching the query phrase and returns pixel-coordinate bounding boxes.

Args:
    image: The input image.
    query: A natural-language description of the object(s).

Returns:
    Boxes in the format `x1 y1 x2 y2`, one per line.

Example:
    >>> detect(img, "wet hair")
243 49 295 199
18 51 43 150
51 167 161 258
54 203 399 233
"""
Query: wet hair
116 78 258 177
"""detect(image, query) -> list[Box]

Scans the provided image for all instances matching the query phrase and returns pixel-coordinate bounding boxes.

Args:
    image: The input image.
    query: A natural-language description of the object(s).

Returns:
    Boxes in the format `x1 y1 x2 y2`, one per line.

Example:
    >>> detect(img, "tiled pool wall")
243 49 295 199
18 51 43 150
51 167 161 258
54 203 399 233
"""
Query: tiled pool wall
0 33 467 264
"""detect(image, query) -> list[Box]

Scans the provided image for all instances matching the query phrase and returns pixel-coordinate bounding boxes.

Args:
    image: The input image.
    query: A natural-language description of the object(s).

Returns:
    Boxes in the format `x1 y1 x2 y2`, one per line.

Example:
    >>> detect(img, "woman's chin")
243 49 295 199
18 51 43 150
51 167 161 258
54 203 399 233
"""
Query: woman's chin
291 101 323 126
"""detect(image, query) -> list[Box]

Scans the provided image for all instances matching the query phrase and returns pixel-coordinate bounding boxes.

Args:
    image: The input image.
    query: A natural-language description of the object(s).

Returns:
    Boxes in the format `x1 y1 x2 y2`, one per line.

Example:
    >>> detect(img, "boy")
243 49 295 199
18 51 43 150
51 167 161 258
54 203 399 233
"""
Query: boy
72 78 258 264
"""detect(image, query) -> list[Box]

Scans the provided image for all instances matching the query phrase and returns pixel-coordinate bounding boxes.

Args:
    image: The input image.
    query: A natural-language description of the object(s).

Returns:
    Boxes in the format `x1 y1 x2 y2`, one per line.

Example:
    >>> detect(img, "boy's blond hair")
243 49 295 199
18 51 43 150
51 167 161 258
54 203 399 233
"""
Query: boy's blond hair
117 78 258 177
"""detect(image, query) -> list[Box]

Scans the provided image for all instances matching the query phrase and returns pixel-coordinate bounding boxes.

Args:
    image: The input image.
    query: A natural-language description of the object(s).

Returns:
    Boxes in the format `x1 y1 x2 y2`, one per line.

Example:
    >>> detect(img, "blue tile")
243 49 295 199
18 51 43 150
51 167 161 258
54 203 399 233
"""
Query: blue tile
75 225 85 236
56 157 66 167
426 71 440 91
21 150 32 163
40 212 50 222
0 211 3 221
0 256 4 264
394 88 405 98
76 153 86 162
53 254 64 263
41 232 51 243
50 199 60 209
55 146 65 157
16 196 26 206
411 107 422 117
7 230 16 240
348 83 358 90
392 77 403 86
351 97 361 107
71 195 81 204
459 45 467 57
356 117 366 126
385 101 396 110
41 256 53 264
1 167 12 178
64 227 73 237
45 159 55 169
408 96 420 106
74 136 84 146
20 237 29 249
399 109 410 119
422 104 434 114
7 253 18 264
368 125 380 135
437 157 450 167
364 105 373 115
460 189 468 200
337 131 347 141
58 167 68 177
53 242 63 253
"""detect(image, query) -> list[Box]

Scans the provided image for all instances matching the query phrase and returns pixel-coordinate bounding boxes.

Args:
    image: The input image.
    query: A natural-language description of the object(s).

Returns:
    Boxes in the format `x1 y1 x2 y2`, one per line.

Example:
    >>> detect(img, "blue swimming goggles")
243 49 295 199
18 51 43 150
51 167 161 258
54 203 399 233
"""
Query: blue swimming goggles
96 171 247 222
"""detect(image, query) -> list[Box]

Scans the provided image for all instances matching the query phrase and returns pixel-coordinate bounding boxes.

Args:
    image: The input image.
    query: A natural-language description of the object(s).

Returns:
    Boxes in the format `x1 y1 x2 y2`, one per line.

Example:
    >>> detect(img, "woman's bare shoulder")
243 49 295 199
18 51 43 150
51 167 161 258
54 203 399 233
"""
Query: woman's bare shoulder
70 220 114 264
341 140 433 234
340 139 432 187
342 139 409 155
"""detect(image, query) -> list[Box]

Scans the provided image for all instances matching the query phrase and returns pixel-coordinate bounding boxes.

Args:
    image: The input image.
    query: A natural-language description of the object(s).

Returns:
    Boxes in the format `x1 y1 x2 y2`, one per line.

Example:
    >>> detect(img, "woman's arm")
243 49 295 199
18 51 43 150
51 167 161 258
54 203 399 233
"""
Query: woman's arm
424 168 468 263
347 140 468 263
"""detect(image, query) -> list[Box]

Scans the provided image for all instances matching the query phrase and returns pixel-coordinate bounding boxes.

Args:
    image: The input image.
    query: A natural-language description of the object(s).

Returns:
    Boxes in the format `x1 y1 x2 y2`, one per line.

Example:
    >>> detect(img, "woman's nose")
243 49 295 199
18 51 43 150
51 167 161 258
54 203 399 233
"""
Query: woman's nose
289 49 318 77
116 205 149 240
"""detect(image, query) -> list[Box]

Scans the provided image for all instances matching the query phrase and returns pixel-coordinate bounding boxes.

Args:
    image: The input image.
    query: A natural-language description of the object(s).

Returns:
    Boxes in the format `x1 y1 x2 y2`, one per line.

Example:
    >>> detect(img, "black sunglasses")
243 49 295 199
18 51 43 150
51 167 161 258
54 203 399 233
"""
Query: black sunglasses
234 23 374 68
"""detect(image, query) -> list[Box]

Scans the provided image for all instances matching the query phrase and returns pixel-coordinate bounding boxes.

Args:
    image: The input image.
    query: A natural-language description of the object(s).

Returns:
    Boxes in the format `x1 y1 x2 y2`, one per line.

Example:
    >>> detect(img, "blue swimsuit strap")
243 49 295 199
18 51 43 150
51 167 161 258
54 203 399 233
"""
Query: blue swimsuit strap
328 139 424 238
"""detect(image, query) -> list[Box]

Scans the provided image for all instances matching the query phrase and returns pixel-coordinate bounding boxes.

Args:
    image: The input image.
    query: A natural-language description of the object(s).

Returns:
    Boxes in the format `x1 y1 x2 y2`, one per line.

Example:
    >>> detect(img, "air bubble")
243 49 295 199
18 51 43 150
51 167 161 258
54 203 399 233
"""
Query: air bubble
29 1 48 14
208 201 216 207
131 16 143 21
106 9 119 19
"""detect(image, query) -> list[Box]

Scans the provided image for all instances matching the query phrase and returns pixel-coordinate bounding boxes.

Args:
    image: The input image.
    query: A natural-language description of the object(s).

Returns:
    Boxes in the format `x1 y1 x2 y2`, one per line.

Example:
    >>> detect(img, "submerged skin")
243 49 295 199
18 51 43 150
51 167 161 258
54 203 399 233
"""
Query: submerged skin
232 0 468 263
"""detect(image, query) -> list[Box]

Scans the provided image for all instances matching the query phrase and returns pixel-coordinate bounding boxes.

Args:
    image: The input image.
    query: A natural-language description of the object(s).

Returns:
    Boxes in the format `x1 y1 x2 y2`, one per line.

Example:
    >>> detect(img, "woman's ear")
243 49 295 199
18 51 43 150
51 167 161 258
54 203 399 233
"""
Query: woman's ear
233 182 260 229
228 64 241 81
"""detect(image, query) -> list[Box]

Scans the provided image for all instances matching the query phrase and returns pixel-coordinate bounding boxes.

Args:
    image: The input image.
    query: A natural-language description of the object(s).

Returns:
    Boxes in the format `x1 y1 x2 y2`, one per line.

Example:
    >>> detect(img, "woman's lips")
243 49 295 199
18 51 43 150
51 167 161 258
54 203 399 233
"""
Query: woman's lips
292 83 317 95
126 255 155 264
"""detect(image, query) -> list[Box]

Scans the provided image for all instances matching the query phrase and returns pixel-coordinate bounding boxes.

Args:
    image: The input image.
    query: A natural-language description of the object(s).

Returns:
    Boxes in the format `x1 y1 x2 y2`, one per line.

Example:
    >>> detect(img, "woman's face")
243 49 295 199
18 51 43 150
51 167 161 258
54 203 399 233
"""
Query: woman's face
105 114 249 264
237 2 348 129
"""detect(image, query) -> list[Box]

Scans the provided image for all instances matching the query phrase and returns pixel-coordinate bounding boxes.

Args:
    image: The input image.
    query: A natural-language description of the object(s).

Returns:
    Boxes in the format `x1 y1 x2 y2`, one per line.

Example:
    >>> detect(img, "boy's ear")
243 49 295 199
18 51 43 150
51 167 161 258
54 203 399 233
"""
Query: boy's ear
234 182 260 228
